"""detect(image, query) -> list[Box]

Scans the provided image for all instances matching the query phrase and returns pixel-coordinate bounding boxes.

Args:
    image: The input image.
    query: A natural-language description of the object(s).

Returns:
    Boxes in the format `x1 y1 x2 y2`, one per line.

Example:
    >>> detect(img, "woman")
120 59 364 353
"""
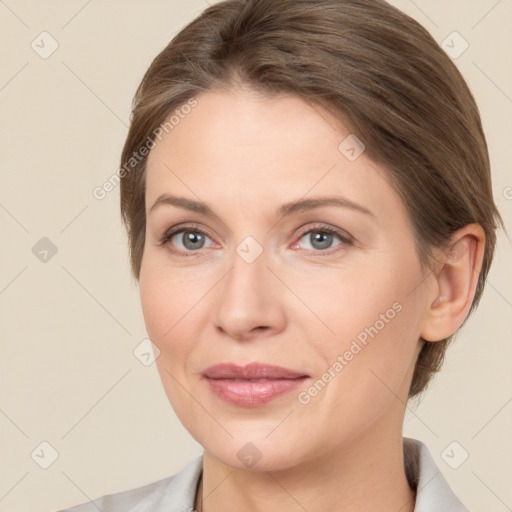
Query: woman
57 0 503 510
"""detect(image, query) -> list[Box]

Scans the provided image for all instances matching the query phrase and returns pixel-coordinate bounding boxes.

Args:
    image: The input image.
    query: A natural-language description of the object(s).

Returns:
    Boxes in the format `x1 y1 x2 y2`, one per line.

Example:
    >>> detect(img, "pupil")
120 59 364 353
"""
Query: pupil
184 231 204 249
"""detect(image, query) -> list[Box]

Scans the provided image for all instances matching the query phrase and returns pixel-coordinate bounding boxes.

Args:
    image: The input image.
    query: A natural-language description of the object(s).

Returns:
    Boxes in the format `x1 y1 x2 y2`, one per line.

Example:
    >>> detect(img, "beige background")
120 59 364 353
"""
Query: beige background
0 1 511 511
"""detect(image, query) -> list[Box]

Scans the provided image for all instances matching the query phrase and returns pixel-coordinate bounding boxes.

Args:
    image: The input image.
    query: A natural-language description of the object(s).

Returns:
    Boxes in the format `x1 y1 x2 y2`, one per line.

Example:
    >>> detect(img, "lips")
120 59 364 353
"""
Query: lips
203 362 308 380
202 362 310 407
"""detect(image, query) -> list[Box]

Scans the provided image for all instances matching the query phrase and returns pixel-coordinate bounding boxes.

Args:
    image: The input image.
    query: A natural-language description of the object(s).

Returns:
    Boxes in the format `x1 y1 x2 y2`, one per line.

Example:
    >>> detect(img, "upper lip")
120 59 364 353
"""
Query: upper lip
202 362 309 380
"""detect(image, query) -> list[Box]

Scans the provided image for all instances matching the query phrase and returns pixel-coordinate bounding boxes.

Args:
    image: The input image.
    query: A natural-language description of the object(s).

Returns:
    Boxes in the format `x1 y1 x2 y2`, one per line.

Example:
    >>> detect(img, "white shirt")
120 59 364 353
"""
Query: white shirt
55 437 470 511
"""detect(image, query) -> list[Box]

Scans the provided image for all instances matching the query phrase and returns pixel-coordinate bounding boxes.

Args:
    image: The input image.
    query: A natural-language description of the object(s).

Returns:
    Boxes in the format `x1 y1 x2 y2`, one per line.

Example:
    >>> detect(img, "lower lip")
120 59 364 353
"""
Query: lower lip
205 377 309 407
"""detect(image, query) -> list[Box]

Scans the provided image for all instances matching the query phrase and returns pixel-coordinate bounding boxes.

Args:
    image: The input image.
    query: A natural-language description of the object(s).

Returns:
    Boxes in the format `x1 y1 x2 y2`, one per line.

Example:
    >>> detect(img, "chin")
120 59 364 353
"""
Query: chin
196 427 313 472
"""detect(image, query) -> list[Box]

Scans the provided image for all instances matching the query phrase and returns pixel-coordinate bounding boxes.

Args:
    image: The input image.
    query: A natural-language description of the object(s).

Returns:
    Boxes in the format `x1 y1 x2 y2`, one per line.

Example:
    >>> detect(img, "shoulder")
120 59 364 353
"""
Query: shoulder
53 455 203 512
404 437 471 512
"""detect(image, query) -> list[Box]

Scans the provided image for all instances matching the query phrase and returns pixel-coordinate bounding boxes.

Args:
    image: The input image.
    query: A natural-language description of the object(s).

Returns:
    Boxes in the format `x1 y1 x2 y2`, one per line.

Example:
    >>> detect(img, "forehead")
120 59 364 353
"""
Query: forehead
148 88 344 162
144 88 405 224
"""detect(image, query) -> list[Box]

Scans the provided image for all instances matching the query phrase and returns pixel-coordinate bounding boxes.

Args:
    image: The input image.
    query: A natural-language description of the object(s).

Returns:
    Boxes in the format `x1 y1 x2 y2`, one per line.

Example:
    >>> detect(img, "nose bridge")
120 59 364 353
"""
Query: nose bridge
213 236 284 339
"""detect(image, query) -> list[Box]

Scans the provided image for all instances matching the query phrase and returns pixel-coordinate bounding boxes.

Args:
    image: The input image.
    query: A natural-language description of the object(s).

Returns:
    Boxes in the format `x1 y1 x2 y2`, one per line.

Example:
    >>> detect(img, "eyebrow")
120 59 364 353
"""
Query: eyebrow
148 194 374 219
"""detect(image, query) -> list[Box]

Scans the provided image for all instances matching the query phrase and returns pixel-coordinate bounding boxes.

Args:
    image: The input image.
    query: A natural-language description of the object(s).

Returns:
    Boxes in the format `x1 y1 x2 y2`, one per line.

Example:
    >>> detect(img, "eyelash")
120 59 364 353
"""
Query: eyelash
157 223 354 257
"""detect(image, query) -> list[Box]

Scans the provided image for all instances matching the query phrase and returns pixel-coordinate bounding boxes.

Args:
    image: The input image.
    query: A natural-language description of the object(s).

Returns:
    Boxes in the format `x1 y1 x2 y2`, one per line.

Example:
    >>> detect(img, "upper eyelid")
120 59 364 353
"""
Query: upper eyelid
164 222 346 237
164 223 215 240
296 223 352 240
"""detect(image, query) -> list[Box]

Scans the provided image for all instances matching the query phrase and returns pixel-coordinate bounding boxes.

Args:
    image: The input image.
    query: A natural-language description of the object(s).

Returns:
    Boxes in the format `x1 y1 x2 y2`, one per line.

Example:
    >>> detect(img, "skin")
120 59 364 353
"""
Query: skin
139 86 485 512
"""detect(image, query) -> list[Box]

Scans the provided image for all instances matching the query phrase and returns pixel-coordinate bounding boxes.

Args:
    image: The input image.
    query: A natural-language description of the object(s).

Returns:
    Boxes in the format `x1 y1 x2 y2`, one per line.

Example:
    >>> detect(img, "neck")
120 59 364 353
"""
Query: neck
195 426 416 512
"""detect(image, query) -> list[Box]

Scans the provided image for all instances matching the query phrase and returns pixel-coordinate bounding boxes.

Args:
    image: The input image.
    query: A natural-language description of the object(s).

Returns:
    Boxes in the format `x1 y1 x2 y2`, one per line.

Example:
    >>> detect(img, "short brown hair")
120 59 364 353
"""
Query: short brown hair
119 0 503 397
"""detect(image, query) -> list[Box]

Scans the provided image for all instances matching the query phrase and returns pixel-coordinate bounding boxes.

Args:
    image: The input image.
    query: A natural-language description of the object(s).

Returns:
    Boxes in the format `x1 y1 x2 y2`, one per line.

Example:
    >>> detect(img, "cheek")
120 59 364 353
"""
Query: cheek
139 264 193 359
303 255 424 402
139 274 170 344
298 304 421 448
139 259 215 384
139 267 204 426
297 257 417 351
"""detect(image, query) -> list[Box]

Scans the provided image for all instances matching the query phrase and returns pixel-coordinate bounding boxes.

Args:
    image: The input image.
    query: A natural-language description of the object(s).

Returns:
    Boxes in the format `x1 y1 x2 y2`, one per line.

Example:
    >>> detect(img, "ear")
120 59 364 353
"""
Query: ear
421 223 486 342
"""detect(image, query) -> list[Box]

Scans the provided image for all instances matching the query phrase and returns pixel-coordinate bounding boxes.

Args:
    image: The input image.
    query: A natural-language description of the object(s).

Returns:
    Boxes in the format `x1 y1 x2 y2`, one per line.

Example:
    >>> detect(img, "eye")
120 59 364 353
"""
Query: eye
157 222 353 257
158 224 216 256
292 224 353 253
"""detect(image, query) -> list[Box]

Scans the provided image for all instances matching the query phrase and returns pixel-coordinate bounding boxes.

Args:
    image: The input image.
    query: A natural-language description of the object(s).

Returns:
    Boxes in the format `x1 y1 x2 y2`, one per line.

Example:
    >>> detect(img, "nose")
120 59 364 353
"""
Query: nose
212 243 287 341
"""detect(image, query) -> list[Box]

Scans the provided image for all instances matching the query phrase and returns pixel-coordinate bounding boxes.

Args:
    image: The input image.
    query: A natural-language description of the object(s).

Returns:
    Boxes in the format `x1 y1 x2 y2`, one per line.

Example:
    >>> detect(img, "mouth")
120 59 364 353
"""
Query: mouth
202 362 310 407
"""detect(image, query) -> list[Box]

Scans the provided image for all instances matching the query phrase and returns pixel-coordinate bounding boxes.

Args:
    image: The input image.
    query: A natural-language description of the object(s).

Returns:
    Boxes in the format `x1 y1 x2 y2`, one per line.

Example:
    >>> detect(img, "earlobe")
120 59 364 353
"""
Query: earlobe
421 224 485 342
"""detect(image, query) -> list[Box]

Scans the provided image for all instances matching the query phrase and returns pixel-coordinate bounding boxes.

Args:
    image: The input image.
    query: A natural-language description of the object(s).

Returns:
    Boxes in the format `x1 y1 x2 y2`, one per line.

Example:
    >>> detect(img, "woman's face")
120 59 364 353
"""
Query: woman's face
140 87 432 470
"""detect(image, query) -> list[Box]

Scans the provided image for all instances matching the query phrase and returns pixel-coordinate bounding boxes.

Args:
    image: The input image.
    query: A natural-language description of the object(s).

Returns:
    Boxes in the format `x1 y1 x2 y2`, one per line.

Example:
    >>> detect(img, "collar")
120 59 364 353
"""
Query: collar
403 437 470 511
